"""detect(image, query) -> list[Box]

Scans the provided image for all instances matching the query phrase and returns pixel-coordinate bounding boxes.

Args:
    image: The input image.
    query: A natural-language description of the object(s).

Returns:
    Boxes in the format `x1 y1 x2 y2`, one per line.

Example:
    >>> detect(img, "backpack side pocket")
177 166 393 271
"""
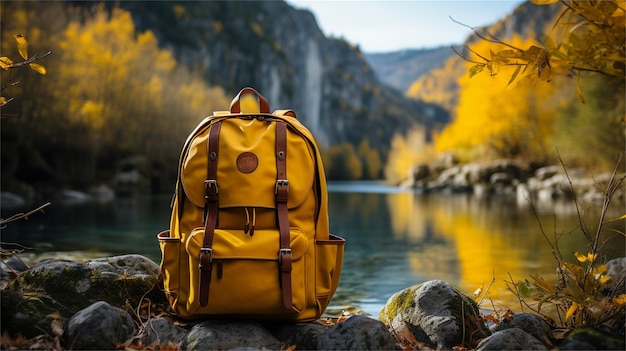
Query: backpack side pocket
157 230 181 310
315 234 346 312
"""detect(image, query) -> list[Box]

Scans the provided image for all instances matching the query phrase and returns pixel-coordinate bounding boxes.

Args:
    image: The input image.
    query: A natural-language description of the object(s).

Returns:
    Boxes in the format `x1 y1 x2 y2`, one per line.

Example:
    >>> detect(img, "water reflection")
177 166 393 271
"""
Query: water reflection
328 182 624 317
2 184 623 318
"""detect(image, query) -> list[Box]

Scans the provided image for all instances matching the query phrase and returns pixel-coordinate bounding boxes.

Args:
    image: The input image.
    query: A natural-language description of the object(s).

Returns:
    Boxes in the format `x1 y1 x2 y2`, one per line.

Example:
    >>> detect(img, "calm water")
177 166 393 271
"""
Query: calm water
2 182 624 317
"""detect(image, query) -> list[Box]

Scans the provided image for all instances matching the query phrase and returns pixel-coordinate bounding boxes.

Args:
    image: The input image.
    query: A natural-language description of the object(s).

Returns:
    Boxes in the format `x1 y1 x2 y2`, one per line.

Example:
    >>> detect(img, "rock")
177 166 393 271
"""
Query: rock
185 320 281 351
494 313 553 347
142 318 187 347
266 321 327 350
317 315 400 350
0 191 26 209
1 288 65 339
0 255 29 288
65 301 135 350
476 328 547 350
605 256 626 295
535 165 561 181
379 280 490 350
558 326 625 350
490 172 513 185
114 156 152 197
410 164 430 182
55 189 92 204
6 254 164 318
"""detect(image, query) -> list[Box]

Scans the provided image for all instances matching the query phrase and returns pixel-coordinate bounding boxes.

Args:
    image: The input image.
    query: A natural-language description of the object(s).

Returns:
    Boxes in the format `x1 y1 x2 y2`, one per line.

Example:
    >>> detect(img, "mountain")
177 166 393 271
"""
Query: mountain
111 0 449 156
365 47 454 93
405 1 563 111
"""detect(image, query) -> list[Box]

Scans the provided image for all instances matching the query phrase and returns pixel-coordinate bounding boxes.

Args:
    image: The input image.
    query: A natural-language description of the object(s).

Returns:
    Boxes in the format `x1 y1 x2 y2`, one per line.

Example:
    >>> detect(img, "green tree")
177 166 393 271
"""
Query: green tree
552 74 625 170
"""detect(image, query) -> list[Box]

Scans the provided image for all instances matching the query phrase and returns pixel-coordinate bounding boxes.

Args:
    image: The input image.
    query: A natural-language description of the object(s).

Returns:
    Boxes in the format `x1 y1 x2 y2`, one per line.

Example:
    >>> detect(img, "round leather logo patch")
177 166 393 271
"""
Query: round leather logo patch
236 152 258 174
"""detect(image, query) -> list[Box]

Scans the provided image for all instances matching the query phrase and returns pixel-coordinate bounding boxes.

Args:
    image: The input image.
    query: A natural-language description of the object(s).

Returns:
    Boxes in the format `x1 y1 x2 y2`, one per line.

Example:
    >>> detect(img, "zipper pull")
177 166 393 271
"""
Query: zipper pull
244 208 250 234
249 208 255 236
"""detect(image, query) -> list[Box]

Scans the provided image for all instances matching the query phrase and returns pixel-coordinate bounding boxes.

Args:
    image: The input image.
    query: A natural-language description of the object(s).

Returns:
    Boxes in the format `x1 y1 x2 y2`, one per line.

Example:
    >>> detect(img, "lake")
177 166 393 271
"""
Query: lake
1 181 624 318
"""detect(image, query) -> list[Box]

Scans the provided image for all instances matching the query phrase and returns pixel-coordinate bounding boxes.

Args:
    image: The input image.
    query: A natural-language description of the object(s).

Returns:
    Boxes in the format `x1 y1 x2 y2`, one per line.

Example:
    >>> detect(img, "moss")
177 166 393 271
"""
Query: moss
1 289 65 339
379 285 419 324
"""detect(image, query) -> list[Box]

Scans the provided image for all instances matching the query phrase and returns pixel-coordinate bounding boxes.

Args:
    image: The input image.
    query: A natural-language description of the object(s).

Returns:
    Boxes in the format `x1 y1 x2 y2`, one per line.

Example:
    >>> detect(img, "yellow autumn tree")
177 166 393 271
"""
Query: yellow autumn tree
1 2 229 188
384 126 435 184
460 0 625 102
435 35 559 162
357 139 383 180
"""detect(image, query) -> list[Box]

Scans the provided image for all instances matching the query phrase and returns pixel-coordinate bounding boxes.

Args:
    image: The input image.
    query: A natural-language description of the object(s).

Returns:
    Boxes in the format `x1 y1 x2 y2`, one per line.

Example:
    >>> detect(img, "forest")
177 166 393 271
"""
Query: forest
1 0 624 195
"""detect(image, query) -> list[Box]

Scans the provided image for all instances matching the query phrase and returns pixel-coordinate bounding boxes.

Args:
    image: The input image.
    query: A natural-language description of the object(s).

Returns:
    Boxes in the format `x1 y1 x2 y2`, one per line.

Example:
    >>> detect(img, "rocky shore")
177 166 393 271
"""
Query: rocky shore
400 158 624 205
2 254 624 350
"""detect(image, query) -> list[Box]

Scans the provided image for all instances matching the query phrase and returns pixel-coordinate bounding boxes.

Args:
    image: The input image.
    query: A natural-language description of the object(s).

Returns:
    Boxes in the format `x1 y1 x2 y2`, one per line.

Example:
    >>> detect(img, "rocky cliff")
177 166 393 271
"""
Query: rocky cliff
114 0 449 153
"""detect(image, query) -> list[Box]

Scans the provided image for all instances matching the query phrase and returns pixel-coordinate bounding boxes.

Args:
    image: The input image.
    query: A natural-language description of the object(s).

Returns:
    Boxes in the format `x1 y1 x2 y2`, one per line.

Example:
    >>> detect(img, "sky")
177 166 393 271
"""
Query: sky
286 0 525 53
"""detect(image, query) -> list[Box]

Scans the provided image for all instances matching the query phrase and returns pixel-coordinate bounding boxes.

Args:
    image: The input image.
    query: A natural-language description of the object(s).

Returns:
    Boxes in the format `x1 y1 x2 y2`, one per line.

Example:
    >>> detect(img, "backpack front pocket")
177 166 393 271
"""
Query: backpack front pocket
184 227 308 316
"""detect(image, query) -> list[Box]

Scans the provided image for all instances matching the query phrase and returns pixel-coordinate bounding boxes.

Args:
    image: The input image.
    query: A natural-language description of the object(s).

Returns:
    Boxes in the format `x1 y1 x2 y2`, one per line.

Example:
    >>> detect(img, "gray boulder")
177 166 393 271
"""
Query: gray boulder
558 326 625 350
266 321 327 350
65 301 135 350
185 320 280 351
142 317 187 347
379 280 490 350
317 315 400 350
476 328 547 350
494 313 553 347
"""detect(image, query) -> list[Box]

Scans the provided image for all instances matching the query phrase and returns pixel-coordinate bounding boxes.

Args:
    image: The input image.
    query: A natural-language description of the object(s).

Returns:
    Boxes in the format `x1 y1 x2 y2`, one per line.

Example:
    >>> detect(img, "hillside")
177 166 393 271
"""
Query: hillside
114 0 449 154
365 47 453 93
405 1 563 112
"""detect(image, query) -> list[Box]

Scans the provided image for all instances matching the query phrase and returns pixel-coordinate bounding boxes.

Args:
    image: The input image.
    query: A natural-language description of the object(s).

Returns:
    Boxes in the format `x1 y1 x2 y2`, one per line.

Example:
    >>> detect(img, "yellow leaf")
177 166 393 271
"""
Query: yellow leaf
592 264 607 275
575 74 585 103
605 213 626 222
574 252 597 263
574 252 588 262
0 97 8 106
29 63 46 75
613 294 626 306
14 34 28 60
507 65 522 87
0 57 14 69
469 64 484 78
565 302 579 321
598 275 611 284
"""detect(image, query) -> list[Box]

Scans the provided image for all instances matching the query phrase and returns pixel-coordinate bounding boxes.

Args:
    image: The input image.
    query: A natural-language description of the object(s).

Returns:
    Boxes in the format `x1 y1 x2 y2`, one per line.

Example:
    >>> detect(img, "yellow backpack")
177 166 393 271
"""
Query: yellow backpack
157 87 345 321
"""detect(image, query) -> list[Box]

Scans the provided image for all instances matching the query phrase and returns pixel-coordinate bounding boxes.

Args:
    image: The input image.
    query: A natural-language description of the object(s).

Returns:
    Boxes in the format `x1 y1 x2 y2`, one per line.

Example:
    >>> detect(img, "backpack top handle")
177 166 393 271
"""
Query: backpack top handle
230 87 271 114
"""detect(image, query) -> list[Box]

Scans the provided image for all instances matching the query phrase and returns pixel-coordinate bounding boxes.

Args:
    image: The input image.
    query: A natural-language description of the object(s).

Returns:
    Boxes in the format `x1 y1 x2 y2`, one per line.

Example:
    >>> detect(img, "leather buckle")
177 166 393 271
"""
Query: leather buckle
275 179 289 194
204 179 219 200
199 248 213 270
278 248 292 264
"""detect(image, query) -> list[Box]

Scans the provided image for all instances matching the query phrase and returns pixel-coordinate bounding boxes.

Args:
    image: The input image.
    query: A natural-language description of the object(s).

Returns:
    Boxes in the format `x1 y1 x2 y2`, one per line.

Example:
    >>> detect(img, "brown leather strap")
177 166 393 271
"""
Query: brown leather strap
275 121 292 309
199 121 221 307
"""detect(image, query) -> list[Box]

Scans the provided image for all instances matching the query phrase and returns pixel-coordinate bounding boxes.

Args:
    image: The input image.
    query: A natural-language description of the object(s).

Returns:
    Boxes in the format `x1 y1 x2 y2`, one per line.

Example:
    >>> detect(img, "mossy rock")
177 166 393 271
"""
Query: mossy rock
379 280 490 349
6 254 165 320
1 289 65 338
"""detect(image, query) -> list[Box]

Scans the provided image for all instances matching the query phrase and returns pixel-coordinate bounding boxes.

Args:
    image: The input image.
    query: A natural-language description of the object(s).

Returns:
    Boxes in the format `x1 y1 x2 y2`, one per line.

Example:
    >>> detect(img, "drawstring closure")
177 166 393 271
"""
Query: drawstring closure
244 208 256 236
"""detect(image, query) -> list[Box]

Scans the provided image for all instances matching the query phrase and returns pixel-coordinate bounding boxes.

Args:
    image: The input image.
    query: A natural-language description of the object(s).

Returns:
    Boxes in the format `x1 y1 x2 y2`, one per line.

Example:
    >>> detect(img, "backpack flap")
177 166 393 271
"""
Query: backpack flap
180 117 315 210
